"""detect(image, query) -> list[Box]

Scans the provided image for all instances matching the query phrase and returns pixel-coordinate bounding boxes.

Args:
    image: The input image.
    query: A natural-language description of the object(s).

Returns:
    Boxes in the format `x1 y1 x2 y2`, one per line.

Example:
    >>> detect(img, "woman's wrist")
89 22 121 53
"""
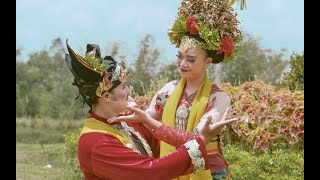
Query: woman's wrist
143 116 162 131
199 134 210 145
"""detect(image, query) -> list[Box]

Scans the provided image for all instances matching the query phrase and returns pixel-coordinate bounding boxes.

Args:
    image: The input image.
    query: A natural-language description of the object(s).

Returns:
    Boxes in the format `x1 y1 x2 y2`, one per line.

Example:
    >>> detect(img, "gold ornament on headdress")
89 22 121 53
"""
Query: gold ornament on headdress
96 72 113 97
95 57 129 97
180 36 209 52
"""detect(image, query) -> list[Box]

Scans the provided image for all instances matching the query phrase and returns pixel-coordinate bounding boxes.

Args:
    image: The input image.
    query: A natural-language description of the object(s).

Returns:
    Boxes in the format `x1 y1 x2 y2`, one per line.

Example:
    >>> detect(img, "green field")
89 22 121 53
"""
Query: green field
16 118 82 180
16 143 79 180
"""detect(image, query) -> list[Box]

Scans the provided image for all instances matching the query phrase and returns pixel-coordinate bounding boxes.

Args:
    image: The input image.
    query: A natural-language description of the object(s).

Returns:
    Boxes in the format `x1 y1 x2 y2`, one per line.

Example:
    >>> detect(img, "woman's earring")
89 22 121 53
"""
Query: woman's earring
206 63 210 76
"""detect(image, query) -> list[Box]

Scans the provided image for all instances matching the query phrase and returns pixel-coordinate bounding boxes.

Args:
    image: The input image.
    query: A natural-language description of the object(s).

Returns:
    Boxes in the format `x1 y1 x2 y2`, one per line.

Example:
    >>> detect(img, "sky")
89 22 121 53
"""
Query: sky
16 0 304 65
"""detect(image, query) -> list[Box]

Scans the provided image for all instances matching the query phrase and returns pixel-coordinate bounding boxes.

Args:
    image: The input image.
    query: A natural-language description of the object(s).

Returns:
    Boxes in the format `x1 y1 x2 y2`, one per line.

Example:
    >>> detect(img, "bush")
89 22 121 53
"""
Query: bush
224 144 304 180
221 80 304 152
64 131 83 179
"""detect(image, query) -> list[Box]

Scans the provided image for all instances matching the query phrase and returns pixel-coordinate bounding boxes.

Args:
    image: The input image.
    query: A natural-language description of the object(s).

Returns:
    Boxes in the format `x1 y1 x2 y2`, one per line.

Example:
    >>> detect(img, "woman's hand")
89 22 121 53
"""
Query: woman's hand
108 106 162 131
199 107 238 144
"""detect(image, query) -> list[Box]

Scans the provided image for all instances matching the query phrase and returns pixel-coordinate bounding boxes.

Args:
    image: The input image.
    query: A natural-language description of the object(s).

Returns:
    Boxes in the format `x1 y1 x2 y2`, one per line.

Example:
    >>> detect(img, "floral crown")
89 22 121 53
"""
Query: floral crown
65 40 129 98
168 0 243 63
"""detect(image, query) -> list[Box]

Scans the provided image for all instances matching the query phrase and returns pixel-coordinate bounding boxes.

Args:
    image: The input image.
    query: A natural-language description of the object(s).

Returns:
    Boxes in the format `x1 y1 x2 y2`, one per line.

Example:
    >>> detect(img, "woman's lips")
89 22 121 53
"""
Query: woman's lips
180 68 189 72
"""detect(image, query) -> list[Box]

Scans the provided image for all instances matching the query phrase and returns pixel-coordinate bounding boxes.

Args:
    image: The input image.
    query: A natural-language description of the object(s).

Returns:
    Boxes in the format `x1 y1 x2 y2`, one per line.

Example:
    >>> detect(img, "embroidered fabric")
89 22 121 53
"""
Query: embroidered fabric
184 139 206 174
112 122 153 157
153 124 196 148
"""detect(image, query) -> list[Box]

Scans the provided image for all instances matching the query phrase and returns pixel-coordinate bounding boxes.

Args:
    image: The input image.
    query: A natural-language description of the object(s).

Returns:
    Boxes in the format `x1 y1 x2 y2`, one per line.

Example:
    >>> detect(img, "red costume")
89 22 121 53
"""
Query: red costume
78 113 209 180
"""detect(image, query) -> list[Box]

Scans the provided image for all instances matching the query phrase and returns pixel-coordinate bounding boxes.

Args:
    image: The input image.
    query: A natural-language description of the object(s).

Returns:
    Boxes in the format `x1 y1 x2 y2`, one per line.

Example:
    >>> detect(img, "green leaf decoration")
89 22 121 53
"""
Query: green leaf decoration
85 53 108 74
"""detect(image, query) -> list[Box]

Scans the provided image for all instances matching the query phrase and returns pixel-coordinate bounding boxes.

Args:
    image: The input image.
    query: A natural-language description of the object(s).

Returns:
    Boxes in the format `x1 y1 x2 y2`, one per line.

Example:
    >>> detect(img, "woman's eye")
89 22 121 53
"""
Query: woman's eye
176 54 182 59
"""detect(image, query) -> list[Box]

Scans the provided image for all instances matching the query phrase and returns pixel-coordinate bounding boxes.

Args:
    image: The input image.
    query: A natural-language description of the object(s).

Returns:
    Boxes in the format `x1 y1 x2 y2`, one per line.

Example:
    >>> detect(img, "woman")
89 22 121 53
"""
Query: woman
64 40 237 180
145 0 243 179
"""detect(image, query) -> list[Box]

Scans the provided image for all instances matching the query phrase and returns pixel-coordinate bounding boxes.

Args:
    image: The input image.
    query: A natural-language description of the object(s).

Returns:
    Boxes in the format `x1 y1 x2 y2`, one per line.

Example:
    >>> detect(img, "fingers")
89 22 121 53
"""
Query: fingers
107 115 133 124
204 116 212 128
213 117 238 128
126 106 143 114
221 107 231 121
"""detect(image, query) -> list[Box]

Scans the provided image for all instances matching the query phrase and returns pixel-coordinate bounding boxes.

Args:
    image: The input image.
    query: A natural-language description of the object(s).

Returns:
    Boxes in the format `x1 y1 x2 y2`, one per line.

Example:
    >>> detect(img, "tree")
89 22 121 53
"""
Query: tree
16 38 89 119
280 51 304 92
128 34 161 95
156 62 181 82
220 34 288 86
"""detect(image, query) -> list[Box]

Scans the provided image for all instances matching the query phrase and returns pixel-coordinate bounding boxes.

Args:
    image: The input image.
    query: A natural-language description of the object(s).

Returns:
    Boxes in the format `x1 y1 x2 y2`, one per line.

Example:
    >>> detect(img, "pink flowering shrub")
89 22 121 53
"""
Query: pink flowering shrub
133 80 304 152
220 80 304 151
134 95 150 111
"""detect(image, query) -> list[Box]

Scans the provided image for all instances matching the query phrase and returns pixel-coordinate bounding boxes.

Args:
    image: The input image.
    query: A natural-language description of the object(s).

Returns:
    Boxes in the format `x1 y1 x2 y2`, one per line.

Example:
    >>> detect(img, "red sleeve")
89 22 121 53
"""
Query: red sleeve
90 135 208 180
152 124 196 148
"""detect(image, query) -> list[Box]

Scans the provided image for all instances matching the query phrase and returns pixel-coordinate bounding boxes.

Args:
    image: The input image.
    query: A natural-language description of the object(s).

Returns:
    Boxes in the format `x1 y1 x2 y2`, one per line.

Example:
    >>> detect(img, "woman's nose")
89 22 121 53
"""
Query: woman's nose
180 60 187 67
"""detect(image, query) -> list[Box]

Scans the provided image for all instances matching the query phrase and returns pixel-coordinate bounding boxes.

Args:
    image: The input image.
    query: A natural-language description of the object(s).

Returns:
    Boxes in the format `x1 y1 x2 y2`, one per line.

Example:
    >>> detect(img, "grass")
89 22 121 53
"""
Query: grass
16 117 82 179
16 143 79 180
16 117 83 144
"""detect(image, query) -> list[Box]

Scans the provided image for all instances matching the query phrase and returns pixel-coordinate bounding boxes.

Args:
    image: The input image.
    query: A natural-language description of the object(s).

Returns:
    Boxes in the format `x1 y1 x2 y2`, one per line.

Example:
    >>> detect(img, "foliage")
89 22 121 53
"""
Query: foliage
224 144 304 180
16 38 90 119
128 34 161 95
219 34 288 85
64 131 83 179
280 51 304 92
129 74 171 112
84 52 108 73
156 62 181 83
220 80 304 152
17 142 303 180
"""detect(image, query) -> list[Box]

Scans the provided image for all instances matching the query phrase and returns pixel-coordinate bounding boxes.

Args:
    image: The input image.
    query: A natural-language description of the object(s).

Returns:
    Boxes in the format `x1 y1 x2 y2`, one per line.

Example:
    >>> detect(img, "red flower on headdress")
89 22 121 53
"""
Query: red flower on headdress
217 35 234 57
186 17 199 35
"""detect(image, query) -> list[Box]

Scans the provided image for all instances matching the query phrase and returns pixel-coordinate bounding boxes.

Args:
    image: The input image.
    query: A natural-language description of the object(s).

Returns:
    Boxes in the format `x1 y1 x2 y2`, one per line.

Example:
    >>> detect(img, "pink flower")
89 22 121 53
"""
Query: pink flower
88 48 96 57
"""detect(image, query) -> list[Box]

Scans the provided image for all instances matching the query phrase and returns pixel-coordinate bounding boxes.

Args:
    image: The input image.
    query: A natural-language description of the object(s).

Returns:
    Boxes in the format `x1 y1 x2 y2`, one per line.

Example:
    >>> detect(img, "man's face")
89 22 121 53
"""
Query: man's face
109 81 130 111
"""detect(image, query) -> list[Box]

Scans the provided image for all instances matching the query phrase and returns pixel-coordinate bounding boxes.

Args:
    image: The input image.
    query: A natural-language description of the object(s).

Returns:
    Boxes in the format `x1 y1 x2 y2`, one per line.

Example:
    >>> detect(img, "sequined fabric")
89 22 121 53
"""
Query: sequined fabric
153 124 196 148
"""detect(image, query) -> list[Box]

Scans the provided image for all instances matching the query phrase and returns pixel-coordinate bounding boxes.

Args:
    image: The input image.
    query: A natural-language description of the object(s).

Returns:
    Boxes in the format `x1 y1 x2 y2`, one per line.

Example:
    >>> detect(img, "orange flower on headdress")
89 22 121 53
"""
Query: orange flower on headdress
186 17 199 35
217 35 234 57
102 72 113 89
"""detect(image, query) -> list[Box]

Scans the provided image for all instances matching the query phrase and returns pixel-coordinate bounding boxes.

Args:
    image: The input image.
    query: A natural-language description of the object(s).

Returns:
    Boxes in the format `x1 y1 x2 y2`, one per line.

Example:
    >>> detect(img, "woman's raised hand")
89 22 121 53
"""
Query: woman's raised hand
199 107 238 144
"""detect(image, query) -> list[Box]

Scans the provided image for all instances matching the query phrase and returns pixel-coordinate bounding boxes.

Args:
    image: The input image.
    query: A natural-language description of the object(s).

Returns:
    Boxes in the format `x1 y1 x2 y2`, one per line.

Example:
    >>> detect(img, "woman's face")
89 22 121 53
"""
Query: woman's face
176 46 212 80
